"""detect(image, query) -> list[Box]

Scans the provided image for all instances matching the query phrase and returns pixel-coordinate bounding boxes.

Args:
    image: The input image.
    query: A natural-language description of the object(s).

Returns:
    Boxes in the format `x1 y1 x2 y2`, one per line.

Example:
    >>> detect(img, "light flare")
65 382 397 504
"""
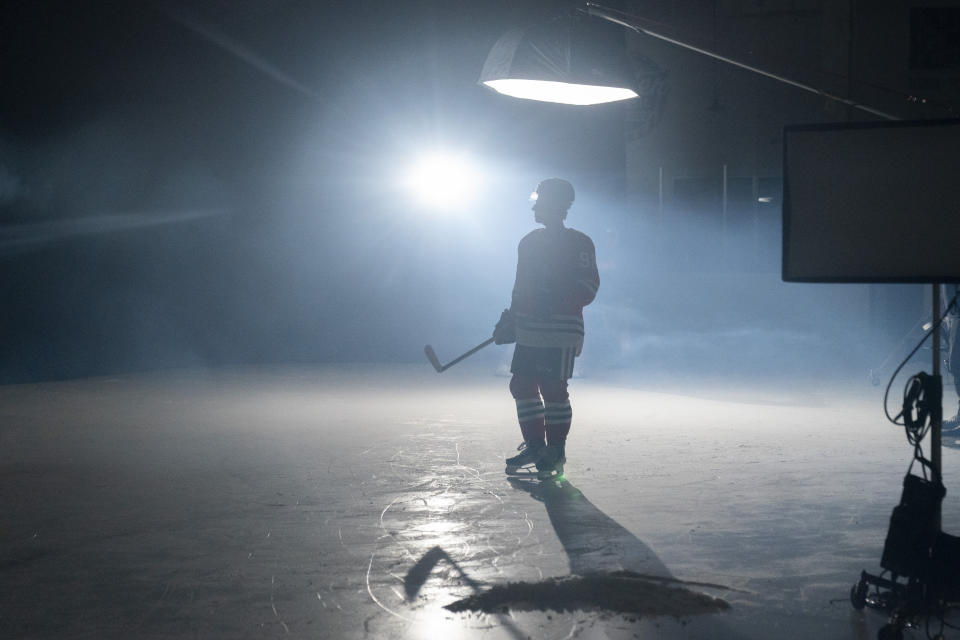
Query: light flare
403 152 482 211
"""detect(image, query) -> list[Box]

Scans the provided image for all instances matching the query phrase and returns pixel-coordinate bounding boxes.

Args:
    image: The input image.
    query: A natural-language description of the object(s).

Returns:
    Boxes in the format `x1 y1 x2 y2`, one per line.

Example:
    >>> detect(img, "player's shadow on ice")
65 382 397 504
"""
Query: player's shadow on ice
506 477 672 578
404 478 734 623
401 480 671 600
404 547 482 600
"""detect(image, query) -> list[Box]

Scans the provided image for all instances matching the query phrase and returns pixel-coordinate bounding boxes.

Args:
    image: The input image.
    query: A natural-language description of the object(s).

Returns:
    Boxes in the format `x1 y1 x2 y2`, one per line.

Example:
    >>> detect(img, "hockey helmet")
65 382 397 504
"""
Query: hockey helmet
532 178 575 210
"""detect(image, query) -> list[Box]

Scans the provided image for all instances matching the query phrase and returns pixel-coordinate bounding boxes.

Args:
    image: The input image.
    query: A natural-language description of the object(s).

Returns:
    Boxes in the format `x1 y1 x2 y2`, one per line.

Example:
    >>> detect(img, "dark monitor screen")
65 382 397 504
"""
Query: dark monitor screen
783 119 960 283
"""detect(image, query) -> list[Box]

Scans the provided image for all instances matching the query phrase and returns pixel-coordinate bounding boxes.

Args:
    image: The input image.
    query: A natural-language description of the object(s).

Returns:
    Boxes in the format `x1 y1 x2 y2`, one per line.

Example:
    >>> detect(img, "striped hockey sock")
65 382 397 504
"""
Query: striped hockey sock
544 400 572 445
515 397 545 444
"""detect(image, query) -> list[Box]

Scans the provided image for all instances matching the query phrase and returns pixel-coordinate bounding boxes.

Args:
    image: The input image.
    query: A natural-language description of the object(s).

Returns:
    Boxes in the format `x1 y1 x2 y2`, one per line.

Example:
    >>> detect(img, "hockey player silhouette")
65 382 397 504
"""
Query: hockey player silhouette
494 178 599 479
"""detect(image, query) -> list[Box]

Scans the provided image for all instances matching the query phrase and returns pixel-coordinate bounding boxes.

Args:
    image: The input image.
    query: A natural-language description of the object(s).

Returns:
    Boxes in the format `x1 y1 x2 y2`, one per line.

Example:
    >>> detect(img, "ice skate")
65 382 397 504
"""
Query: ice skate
504 441 544 475
535 443 566 480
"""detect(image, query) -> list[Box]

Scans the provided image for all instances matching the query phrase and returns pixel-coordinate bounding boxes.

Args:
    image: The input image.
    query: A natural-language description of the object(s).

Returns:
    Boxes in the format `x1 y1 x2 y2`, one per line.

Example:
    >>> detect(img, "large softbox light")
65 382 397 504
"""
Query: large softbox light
783 119 960 283
479 14 639 106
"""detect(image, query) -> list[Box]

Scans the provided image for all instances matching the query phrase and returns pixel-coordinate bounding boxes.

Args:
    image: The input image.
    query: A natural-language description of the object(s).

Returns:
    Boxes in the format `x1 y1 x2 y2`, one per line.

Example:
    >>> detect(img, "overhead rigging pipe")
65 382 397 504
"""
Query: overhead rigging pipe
583 2 900 122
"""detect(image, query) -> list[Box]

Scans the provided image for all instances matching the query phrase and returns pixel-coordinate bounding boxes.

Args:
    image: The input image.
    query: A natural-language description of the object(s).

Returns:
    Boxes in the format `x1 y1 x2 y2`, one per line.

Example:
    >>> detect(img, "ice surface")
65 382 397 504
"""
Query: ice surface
1 363 958 639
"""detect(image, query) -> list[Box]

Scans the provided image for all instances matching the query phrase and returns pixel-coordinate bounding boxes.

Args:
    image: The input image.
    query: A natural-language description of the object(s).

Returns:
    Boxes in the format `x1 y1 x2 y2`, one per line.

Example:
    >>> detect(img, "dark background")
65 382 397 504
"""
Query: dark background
1 0 933 385
0 0 636 382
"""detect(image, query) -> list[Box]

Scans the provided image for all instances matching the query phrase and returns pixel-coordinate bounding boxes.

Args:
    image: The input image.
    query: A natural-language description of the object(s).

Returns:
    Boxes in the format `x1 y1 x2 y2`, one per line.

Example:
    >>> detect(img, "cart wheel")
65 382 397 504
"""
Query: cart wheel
850 581 867 610
878 624 904 640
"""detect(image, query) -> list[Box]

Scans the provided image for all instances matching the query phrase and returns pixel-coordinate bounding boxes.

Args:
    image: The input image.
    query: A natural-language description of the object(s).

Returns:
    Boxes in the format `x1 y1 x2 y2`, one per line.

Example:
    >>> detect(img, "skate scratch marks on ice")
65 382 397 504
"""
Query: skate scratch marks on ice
561 621 579 640
454 441 481 478
337 527 363 558
270 575 290 634
366 553 415 622
132 581 171 631
380 496 404 528
451 442 503 506
484 488 504 504
520 512 534 542
377 495 419 562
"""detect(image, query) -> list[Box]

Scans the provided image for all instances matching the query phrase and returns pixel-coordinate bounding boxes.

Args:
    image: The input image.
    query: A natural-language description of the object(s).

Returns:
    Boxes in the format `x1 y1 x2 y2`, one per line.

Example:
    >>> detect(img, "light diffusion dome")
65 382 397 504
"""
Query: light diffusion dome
479 14 639 106
483 79 637 106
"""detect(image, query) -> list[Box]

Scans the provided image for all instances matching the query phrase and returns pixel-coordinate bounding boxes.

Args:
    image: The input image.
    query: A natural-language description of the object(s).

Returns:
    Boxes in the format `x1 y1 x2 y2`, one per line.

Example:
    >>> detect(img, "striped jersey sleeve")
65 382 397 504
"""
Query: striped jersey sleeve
564 233 599 308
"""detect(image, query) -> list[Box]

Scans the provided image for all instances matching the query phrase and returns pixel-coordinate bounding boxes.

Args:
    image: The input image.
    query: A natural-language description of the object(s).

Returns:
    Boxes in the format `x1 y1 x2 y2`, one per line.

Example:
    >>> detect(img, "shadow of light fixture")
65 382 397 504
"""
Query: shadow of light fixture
478 9 639 106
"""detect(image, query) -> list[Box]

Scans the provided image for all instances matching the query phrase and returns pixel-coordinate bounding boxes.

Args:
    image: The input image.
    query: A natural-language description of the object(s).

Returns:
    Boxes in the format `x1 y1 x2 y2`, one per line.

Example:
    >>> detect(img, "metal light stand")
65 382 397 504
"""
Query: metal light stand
848 284 954 640
932 283 943 528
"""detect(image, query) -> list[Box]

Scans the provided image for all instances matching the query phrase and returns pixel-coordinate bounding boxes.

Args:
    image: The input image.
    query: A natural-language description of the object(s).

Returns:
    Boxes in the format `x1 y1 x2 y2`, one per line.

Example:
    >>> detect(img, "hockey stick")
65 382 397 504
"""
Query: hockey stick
424 337 496 373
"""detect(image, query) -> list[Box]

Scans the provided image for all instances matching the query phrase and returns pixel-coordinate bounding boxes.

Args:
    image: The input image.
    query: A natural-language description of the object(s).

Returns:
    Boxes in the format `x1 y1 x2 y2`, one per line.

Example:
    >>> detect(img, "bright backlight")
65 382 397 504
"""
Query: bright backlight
403 152 480 210
483 79 638 106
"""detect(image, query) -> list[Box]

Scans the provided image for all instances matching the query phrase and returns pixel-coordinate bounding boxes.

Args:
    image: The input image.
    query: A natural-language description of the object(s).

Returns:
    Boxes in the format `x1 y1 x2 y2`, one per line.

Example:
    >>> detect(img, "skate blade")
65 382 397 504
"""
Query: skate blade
505 464 538 476
536 464 565 481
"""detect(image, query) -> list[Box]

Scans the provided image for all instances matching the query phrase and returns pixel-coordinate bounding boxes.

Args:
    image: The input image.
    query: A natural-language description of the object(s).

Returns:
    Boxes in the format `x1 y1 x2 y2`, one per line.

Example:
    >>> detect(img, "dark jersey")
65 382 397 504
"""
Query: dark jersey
510 226 599 353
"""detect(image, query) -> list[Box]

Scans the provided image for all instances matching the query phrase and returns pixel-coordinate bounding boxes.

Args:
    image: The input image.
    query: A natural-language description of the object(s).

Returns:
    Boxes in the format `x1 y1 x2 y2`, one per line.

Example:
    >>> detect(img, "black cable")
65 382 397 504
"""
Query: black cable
883 291 958 425
905 376 928 439
874 314 938 378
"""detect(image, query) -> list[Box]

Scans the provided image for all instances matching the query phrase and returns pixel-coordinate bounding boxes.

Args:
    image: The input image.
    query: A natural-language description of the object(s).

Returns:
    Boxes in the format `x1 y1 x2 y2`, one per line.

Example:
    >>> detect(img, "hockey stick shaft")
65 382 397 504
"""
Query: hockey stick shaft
424 337 496 373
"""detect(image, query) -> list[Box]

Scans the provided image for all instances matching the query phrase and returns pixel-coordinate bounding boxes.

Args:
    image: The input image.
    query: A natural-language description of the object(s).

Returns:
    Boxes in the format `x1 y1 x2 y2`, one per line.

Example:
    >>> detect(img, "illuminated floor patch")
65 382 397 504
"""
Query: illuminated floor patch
444 570 730 617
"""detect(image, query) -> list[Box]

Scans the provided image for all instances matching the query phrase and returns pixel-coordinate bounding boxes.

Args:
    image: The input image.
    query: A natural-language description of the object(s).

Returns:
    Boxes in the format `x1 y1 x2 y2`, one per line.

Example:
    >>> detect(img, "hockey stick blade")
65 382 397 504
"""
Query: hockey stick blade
424 337 496 373
424 344 444 372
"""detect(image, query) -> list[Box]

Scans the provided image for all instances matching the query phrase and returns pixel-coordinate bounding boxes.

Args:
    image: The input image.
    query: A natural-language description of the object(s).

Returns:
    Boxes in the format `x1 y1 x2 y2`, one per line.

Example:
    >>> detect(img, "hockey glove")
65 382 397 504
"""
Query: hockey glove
493 309 517 345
